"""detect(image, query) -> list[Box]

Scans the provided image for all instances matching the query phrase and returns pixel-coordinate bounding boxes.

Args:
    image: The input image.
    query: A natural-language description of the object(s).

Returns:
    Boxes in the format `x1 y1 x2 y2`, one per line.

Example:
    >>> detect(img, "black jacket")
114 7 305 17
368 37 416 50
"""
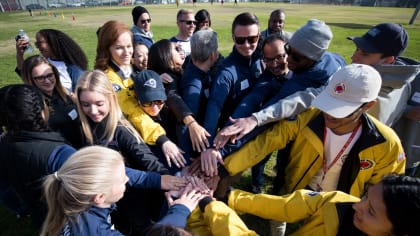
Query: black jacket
87 119 169 174
0 131 72 226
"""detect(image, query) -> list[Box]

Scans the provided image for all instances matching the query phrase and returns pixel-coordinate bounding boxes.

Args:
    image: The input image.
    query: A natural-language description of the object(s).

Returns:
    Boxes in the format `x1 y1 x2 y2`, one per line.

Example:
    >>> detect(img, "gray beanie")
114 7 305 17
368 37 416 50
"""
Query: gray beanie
289 19 332 61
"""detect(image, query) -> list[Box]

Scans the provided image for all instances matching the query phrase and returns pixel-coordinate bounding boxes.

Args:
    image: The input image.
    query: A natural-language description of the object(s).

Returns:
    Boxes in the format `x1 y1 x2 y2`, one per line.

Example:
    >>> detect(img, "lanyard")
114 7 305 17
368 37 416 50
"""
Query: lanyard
321 123 361 182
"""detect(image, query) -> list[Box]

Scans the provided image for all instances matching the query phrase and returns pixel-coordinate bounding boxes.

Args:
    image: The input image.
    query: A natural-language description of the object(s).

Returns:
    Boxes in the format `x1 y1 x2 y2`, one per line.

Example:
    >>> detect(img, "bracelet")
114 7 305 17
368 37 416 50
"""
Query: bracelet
186 120 196 128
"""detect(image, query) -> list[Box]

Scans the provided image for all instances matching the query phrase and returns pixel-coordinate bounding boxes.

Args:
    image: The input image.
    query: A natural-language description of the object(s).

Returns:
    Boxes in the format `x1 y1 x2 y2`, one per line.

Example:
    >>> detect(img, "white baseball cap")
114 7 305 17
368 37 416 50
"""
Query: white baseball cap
312 64 381 118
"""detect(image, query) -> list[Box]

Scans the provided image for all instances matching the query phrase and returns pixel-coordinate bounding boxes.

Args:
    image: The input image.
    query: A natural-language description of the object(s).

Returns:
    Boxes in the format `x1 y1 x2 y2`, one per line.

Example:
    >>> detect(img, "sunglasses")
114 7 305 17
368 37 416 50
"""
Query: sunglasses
141 100 165 107
33 72 55 81
140 19 151 24
233 35 259 45
284 43 308 63
262 53 287 64
180 20 197 26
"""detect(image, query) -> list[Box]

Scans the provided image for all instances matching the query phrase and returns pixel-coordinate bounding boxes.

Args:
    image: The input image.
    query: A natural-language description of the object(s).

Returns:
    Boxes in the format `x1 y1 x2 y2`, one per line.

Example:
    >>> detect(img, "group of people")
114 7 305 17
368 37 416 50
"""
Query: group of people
1 5 420 236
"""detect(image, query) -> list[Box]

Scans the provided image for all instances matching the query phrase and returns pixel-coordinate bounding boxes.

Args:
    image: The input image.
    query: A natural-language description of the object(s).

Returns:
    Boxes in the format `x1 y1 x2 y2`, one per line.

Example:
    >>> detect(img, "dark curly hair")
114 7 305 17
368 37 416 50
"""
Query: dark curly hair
0 84 50 134
38 29 88 70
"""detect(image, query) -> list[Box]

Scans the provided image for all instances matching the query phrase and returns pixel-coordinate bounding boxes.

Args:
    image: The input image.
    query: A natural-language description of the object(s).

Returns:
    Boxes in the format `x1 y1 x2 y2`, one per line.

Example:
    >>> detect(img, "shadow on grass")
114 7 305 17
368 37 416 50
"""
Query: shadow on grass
326 22 374 29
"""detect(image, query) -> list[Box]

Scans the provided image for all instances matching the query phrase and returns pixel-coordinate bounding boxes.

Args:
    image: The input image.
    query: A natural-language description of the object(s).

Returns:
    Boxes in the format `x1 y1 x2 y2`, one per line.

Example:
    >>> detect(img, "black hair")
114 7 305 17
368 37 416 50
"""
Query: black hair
231 12 259 34
0 84 50 134
194 9 211 32
261 33 286 51
382 174 420 236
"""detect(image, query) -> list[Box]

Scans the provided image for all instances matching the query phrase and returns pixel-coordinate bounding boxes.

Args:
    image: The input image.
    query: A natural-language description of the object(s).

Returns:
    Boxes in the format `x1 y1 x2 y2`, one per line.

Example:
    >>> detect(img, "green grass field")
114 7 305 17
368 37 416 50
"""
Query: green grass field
0 3 419 235
0 3 419 87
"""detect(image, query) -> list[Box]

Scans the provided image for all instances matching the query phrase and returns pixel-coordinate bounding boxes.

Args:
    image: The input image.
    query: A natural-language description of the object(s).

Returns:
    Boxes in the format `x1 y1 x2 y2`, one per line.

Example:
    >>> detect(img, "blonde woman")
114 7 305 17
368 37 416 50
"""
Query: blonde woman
75 70 180 233
75 70 168 174
41 146 188 236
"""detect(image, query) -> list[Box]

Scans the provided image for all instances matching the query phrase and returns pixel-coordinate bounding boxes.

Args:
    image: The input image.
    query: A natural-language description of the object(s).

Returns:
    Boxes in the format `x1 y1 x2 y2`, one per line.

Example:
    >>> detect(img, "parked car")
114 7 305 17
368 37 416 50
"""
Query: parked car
26 3 46 9
67 1 84 7
121 0 132 5
85 0 100 6
48 2 66 8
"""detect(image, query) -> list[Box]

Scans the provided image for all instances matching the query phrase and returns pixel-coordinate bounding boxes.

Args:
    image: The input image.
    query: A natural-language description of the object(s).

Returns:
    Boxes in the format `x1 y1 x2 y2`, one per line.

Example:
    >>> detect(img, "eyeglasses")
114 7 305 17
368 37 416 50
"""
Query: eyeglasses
262 53 287 64
33 72 55 82
233 35 259 45
284 43 308 63
180 20 197 26
141 100 165 107
34 40 46 48
140 19 151 24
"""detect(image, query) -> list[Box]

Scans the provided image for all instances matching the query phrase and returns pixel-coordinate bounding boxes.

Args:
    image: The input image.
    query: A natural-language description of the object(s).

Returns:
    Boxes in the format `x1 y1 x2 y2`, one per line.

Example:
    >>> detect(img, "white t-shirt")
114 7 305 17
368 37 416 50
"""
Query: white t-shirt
48 59 72 91
308 125 362 191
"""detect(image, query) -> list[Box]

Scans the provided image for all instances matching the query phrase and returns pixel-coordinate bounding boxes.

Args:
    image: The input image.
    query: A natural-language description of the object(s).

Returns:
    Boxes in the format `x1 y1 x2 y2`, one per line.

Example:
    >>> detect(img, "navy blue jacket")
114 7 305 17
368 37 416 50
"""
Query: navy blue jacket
203 47 262 143
231 52 346 120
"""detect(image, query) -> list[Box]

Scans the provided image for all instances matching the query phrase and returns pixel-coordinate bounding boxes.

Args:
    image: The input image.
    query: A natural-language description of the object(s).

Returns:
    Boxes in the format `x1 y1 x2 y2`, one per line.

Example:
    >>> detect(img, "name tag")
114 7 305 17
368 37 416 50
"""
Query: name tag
411 92 420 104
240 79 249 91
68 109 78 120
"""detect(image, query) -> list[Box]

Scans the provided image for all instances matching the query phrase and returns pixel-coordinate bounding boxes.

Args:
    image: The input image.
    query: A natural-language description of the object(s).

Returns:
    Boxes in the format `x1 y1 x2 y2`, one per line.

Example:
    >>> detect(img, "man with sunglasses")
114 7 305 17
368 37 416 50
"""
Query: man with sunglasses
131 6 154 49
201 12 262 155
200 20 345 177
170 9 196 59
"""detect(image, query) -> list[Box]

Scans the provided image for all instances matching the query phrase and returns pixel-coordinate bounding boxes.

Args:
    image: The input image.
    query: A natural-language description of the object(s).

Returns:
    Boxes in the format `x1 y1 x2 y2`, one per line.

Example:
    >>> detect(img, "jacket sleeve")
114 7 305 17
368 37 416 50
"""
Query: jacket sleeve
228 189 359 224
66 64 84 92
204 70 233 142
253 86 324 126
230 77 272 120
48 144 77 172
165 78 193 122
202 201 258 236
157 204 191 228
126 167 161 189
127 108 167 145
181 76 202 116
115 126 169 174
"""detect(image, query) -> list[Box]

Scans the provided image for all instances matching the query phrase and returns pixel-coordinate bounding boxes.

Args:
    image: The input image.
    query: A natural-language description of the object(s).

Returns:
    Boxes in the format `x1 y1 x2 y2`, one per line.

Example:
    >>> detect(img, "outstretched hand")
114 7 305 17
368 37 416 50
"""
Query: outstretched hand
162 141 187 168
213 116 258 149
188 121 211 152
200 148 224 177
160 175 188 191
165 183 204 212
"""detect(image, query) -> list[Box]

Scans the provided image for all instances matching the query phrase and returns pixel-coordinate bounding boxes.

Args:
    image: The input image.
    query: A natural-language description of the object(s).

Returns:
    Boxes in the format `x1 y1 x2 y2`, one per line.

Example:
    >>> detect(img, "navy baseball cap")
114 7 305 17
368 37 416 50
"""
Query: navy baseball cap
347 23 408 57
133 70 167 104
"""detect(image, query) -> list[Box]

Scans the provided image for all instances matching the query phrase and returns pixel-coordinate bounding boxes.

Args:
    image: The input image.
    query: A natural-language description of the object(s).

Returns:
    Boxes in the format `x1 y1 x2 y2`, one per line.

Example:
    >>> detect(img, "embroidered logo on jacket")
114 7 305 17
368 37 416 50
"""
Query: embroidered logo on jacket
360 159 374 170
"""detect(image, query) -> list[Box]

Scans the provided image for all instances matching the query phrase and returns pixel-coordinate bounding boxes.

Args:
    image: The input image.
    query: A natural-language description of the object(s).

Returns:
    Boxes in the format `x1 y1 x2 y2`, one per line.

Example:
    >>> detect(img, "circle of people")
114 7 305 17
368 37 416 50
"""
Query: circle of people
2 6 420 236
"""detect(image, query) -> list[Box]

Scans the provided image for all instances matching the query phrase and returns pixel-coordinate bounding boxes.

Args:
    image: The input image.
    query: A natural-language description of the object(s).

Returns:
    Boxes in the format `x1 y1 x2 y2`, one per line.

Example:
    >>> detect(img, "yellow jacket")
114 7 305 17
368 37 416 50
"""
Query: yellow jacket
106 67 166 145
224 108 405 197
228 189 360 236
186 201 258 236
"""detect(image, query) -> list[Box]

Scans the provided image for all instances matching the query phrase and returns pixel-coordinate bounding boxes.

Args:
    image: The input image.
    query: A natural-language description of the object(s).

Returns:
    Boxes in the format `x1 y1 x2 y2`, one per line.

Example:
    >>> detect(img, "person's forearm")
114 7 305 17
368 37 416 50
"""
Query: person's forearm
253 86 324 126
